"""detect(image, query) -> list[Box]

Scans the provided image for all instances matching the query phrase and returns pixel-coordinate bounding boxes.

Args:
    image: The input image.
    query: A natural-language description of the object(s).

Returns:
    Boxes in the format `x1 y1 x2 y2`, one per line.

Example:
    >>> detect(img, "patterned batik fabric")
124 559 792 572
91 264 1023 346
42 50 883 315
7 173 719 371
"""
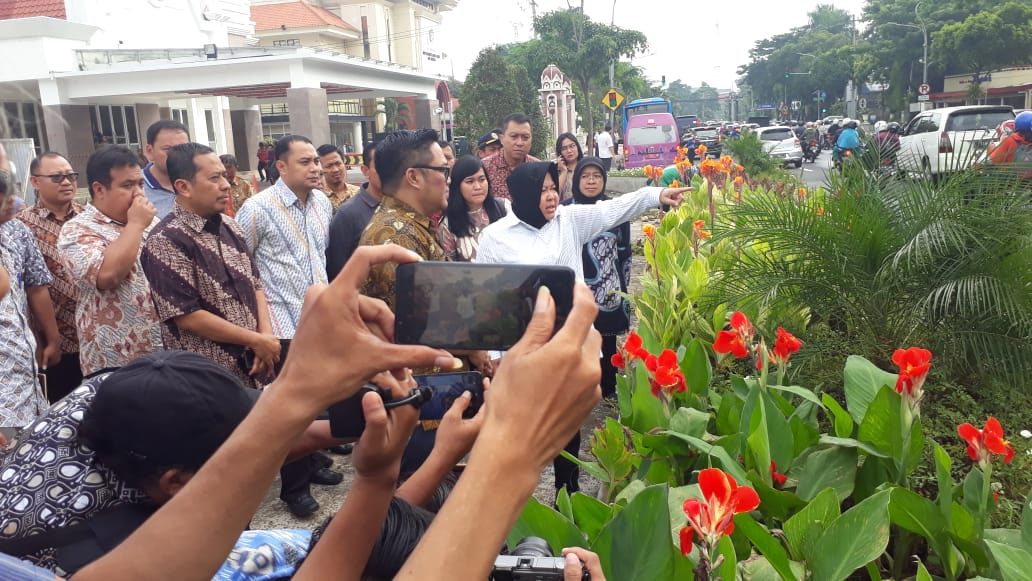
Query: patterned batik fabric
229 177 254 211
235 181 331 339
141 205 264 388
57 205 163 376
17 202 85 355
481 151 540 202
0 377 151 575
359 195 446 312
0 220 52 426
215 528 312 581
324 183 359 212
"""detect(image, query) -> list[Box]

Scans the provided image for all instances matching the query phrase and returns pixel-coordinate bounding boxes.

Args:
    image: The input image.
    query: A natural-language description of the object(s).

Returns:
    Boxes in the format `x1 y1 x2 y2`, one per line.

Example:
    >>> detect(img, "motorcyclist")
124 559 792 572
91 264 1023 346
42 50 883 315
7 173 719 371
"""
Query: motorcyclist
802 122 821 144
872 120 900 162
988 111 1032 179
833 119 860 166
826 119 843 149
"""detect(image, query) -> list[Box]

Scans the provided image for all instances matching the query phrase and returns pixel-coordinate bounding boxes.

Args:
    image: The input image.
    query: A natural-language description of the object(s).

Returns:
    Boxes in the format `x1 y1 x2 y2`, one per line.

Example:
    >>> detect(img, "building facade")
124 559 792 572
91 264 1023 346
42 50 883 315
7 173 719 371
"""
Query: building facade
538 64 578 146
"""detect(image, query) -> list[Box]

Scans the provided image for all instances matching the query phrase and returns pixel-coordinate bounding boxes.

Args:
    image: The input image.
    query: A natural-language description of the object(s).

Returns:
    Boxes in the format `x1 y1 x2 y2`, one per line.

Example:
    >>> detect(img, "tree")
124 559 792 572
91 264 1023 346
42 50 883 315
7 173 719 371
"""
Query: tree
933 2 1032 80
382 98 410 131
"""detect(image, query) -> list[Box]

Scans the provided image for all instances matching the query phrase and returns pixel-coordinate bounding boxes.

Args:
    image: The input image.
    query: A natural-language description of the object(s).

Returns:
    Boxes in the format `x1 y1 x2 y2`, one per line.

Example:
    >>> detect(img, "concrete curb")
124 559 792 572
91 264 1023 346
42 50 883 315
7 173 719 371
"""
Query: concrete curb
606 176 648 194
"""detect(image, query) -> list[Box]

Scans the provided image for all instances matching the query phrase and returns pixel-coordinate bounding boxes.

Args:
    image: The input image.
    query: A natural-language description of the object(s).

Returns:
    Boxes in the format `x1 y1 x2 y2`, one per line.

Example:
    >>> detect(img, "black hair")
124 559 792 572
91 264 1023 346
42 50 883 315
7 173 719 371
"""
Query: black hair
316 143 342 158
29 151 68 175
362 140 379 163
275 134 313 162
86 145 141 199
554 132 583 162
374 129 439 196
604 124 612 131
0 169 9 196
146 120 189 146
502 113 532 132
438 139 453 151
444 155 505 239
218 153 238 168
166 143 215 193
78 405 189 489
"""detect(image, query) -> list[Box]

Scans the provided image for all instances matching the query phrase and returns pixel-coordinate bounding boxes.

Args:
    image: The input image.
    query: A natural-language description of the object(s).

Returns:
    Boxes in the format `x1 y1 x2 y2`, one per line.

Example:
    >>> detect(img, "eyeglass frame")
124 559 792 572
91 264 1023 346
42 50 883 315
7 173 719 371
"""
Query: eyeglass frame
32 173 80 184
410 165 451 182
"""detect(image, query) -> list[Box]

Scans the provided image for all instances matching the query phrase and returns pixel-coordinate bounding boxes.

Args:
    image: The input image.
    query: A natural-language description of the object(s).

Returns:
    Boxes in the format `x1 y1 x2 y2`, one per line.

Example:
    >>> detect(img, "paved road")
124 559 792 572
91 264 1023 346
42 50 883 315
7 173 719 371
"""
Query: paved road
792 147 834 188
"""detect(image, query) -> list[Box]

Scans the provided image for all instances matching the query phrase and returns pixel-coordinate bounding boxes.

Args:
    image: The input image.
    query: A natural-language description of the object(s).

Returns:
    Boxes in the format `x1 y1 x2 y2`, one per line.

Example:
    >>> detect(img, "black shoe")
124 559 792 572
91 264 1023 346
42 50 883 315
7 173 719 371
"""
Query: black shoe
310 467 344 486
283 494 319 518
327 444 353 455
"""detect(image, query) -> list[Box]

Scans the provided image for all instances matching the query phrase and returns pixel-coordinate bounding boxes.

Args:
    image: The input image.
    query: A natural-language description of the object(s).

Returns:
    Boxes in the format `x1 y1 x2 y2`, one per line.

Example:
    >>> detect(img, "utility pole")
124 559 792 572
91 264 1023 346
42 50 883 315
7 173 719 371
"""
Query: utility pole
607 0 617 140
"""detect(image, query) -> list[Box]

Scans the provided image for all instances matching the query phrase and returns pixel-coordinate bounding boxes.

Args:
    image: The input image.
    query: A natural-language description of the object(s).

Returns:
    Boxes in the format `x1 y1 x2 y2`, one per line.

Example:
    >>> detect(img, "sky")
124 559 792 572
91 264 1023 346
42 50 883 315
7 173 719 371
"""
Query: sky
440 0 867 90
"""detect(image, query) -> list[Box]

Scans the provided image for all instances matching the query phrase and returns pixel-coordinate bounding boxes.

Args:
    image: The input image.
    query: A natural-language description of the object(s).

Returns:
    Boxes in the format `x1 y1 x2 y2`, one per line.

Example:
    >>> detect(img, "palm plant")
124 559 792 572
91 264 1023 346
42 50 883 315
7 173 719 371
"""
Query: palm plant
709 165 1032 381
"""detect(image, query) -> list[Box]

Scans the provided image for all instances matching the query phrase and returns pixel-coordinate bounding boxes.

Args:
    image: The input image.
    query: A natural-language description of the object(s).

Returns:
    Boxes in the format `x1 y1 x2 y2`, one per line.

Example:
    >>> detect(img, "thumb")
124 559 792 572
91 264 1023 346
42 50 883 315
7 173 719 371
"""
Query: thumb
509 286 555 355
376 343 462 374
563 553 582 581
358 390 388 444
445 391 472 419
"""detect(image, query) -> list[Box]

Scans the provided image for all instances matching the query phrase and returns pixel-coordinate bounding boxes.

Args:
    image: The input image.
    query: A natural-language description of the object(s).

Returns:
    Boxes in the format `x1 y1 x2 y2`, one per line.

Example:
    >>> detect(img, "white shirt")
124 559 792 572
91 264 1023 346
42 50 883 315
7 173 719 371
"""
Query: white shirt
596 131 615 159
475 187 662 280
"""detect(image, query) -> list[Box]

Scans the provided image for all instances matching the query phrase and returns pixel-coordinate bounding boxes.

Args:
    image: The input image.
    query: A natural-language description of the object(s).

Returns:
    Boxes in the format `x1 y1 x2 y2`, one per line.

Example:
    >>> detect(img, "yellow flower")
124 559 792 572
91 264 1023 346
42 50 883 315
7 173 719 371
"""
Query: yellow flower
642 224 656 239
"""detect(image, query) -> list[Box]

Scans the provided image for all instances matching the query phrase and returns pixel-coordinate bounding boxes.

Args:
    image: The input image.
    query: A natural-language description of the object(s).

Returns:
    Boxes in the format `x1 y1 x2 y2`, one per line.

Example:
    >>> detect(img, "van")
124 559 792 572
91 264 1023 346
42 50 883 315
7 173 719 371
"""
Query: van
898 105 1014 177
623 113 679 170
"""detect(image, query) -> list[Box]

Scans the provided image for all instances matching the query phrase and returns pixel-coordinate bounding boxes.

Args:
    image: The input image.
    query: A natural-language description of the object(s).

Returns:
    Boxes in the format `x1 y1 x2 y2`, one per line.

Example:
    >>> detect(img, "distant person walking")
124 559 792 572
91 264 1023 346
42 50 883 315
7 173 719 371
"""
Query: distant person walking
596 124 615 172
256 143 268 182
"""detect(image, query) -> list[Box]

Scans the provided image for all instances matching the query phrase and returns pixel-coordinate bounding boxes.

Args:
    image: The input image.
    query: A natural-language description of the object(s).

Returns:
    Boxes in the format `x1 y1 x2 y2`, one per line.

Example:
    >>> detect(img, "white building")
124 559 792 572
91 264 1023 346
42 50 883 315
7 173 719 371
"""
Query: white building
539 64 579 146
0 0 457 178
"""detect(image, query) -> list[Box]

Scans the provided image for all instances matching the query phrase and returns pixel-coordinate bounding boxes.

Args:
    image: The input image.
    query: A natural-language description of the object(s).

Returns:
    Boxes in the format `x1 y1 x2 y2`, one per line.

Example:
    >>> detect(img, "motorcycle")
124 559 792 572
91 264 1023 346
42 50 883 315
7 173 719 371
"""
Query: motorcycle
833 146 862 172
803 140 820 163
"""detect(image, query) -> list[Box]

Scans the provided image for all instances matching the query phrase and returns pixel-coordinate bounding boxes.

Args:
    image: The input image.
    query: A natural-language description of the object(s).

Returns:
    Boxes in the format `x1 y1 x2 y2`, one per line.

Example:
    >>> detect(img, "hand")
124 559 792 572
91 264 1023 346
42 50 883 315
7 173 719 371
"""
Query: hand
433 387 486 464
352 370 420 485
476 284 601 472
659 187 691 207
126 194 157 228
275 245 459 412
467 350 494 377
39 342 61 369
562 547 605 581
248 332 281 377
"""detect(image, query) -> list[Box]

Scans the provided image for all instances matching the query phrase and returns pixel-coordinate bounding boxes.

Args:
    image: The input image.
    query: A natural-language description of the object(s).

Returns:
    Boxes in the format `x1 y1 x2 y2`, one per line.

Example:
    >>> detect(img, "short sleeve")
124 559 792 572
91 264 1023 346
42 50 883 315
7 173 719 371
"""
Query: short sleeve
11 221 52 287
140 232 200 321
58 223 106 288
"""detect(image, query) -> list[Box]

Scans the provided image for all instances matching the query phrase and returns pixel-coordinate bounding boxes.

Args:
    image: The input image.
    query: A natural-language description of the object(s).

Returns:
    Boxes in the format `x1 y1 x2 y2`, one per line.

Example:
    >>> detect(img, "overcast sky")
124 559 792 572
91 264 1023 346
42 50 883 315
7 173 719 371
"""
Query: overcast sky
440 0 867 90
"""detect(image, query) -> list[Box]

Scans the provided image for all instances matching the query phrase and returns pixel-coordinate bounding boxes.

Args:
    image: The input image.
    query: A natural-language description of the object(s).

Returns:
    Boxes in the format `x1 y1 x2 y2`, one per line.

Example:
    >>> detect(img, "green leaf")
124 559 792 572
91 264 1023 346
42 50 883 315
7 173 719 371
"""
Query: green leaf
889 488 946 553
740 556 807 581
818 435 890 458
669 407 711 439
810 490 893 581
794 446 858 502
715 535 737 581
592 485 677 581
1021 488 1032 551
570 492 614 544
682 338 713 396
822 393 855 438
668 484 700 544
915 560 934 581
933 443 955 523
734 512 799 581
986 540 1032 581
843 355 898 424
712 302 728 336
556 487 574 521
985 528 1023 546
746 472 807 521
789 415 820 457
716 389 743 436
769 384 825 409
784 487 840 562
507 496 586 555
660 431 749 483
744 388 794 481
615 479 647 506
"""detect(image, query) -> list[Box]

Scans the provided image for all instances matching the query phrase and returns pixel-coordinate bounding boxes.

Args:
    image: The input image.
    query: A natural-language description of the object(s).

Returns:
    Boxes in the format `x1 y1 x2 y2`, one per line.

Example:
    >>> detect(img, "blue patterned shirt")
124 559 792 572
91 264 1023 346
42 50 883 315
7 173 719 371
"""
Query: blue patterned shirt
143 163 176 219
235 180 332 338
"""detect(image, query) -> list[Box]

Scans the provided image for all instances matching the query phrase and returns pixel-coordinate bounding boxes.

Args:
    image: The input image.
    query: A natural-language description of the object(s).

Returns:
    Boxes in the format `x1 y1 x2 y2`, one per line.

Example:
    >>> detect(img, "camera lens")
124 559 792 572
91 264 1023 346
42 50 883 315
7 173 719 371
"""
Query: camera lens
510 536 553 558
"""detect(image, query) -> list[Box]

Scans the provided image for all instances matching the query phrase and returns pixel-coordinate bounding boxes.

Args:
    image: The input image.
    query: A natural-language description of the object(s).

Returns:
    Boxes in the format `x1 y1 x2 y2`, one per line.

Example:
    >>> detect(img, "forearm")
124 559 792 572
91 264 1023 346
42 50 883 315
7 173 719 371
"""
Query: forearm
395 448 459 508
574 187 662 243
71 388 316 581
0 264 9 296
174 310 259 347
396 431 540 580
96 225 145 290
287 420 354 463
292 476 395 581
255 290 273 335
26 287 60 345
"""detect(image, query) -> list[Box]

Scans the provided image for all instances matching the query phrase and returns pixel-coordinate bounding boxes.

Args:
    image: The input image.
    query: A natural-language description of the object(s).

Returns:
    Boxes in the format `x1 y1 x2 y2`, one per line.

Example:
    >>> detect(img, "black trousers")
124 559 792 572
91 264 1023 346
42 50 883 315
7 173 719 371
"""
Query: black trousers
600 157 613 172
553 430 582 494
600 334 618 399
279 453 332 501
44 352 83 404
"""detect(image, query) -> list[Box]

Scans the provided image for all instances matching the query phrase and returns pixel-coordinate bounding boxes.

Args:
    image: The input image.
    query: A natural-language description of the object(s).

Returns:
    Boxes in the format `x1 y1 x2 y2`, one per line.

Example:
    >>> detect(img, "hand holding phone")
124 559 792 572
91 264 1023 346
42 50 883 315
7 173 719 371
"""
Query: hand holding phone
351 371 420 485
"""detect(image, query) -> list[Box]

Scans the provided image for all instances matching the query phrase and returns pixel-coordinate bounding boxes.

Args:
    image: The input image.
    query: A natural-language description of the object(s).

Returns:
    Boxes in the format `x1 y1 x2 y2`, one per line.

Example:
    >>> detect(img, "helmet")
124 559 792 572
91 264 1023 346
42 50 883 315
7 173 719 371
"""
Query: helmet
841 117 851 126
874 121 887 132
888 122 901 134
1015 111 1032 132
847 120 859 129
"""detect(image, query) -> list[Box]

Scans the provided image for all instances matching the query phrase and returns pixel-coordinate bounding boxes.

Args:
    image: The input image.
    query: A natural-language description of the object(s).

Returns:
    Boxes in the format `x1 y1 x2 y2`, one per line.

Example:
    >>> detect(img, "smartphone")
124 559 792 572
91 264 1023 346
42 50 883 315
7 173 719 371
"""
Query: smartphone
415 371 484 424
327 384 390 439
394 262 575 351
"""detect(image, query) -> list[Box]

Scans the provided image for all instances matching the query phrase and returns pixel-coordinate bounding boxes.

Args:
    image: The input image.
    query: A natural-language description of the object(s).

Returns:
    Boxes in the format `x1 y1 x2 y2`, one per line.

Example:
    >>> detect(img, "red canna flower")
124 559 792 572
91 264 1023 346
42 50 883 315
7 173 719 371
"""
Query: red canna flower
892 347 931 398
692 219 712 240
680 468 761 555
642 224 656 240
771 327 803 366
770 461 787 487
610 352 625 369
644 349 688 397
958 417 1015 467
714 311 753 358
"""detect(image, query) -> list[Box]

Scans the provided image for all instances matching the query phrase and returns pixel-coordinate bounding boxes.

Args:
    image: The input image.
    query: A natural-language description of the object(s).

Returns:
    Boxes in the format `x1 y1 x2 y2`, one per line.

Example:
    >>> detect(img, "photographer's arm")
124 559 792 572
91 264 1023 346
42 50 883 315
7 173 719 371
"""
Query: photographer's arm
397 284 602 580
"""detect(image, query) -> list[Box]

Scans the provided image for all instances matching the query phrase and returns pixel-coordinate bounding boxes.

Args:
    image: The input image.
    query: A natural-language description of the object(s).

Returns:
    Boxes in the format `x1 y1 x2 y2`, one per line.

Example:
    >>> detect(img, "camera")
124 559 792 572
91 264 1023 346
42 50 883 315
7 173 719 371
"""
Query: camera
491 537 589 580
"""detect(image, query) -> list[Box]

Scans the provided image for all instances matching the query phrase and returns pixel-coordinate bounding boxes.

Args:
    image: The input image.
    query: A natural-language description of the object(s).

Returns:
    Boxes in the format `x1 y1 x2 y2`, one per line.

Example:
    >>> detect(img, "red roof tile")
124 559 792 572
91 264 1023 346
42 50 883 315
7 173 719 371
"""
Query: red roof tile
251 1 358 33
0 0 66 20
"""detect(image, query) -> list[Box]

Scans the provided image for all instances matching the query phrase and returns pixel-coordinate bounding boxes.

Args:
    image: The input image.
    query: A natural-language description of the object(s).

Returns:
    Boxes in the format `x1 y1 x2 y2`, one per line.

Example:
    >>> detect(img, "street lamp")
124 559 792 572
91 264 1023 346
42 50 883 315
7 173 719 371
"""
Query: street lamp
883 2 928 86
796 53 817 120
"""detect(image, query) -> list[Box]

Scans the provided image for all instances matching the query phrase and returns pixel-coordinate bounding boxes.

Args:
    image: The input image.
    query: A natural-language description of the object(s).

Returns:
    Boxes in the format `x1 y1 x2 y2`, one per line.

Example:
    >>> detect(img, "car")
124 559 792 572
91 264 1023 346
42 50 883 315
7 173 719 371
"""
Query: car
692 126 724 157
897 105 1015 178
756 125 803 167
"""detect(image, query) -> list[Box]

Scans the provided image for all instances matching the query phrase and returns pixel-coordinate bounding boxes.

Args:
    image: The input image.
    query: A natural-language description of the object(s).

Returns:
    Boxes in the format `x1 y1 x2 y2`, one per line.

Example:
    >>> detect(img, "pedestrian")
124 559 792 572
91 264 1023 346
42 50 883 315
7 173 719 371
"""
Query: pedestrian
482 113 540 201
596 124 616 172
437 155 509 262
475 129 502 159
219 153 253 216
555 132 583 200
18 152 85 402
440 140 456 169
142 120 190 219
58 146 163 377
326 140 382 279
317 144 359 212
266 142 280 184
257 143 268 182
142 143 281 389
989 110 1032 179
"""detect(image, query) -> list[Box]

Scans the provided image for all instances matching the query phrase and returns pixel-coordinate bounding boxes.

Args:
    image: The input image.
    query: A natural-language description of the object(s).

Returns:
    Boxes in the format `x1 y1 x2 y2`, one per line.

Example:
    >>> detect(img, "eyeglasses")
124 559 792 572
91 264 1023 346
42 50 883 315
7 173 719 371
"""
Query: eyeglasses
581 172 604 181
33 173 79 184
560 144 579 151
411 165 451 181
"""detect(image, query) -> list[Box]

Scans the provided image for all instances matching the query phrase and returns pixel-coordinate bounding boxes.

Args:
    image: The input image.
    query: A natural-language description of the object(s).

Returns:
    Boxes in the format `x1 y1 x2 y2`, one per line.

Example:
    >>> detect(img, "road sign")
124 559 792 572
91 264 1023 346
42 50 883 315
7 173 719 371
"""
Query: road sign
602 88 625 110
857 97 867 109
917 95 930 102
918 83 931 95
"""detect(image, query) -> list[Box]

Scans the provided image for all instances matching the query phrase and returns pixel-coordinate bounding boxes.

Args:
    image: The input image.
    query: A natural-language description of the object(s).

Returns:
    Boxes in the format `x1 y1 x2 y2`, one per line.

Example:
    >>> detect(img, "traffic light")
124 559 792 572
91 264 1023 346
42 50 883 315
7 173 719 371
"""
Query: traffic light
784 69 790 79
608 90 618 108
821 107 827 113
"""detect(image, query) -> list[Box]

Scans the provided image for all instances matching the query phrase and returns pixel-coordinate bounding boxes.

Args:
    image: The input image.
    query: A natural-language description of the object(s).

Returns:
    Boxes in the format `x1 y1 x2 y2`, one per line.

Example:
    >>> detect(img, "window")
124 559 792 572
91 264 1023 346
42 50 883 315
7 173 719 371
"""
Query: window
172 108 190 133
760 128 794 141
946 109 1014 132
89 105 139 147
272 39 301 47
204 109 217 149
627 125 677 146
0 102 43 150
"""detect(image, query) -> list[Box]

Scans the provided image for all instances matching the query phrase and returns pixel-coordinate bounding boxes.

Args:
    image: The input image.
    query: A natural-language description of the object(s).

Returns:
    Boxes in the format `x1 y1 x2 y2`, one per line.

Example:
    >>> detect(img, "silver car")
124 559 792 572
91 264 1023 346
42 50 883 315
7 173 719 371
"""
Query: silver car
757 126 803 168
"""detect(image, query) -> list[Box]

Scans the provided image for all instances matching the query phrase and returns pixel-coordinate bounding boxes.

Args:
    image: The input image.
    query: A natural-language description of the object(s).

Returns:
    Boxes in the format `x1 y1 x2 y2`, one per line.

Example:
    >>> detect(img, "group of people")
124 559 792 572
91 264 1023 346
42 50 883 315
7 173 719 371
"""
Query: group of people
0 111 686 580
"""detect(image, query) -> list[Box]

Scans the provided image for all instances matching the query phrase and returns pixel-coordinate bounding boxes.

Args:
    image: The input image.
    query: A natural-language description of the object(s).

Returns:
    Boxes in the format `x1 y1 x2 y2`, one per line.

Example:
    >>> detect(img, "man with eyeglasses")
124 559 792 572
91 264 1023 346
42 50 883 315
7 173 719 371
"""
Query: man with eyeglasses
18 153 85 402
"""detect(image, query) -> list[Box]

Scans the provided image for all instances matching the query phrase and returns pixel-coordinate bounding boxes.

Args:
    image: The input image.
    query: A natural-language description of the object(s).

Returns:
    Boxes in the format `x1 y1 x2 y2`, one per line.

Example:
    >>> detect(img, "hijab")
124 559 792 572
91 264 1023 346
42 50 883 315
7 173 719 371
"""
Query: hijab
571 156 609 205
508 161 559 229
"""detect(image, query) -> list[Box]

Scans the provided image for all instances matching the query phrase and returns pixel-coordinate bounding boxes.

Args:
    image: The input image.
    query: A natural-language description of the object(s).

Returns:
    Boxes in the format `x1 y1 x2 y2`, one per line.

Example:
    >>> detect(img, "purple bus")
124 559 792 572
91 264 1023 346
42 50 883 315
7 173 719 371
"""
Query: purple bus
623 113 679 169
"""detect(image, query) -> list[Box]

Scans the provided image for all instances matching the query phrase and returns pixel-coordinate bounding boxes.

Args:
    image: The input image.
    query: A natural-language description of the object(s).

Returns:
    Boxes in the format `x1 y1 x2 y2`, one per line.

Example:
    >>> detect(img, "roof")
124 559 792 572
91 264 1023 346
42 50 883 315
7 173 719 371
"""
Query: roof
251 1 358 33
0 0 66 20
930 85 1032 100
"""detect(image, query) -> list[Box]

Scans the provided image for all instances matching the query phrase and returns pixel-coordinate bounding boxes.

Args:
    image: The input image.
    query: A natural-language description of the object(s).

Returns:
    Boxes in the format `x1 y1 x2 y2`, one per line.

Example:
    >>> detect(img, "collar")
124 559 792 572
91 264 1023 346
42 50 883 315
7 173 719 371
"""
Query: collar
273 180 304 208
381 195 432 229
173 202 222 234
143 163 173 193
357 187 380 208
87 203 121 225
31 200 82 221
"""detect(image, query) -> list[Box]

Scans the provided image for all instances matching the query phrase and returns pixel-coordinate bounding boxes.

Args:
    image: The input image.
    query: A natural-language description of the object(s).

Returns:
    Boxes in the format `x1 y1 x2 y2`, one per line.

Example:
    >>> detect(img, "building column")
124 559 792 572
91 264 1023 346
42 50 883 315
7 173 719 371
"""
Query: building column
412 97 440 131
230 107 263 171
287 87 330 145
136 104 161 140
351 123 363 153
41 105 94 177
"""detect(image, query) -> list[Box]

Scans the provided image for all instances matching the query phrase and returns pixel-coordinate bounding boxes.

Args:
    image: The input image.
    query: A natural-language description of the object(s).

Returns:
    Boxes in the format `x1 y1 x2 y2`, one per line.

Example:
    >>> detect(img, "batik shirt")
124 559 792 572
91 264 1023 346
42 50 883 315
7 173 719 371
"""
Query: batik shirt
229 176 254 212
17 201 84 354
359 195 445 311
324 183 360 212
57 205 162 376
215 529 311 581
235 180 331 338
482 151 540 201
0 220 51 426
141 204 264 387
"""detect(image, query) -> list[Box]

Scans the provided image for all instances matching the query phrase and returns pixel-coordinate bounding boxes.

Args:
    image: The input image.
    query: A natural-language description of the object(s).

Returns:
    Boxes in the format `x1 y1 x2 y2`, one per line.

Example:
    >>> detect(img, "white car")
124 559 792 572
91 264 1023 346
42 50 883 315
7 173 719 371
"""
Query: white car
756 126 803 168
897 105 1015 178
